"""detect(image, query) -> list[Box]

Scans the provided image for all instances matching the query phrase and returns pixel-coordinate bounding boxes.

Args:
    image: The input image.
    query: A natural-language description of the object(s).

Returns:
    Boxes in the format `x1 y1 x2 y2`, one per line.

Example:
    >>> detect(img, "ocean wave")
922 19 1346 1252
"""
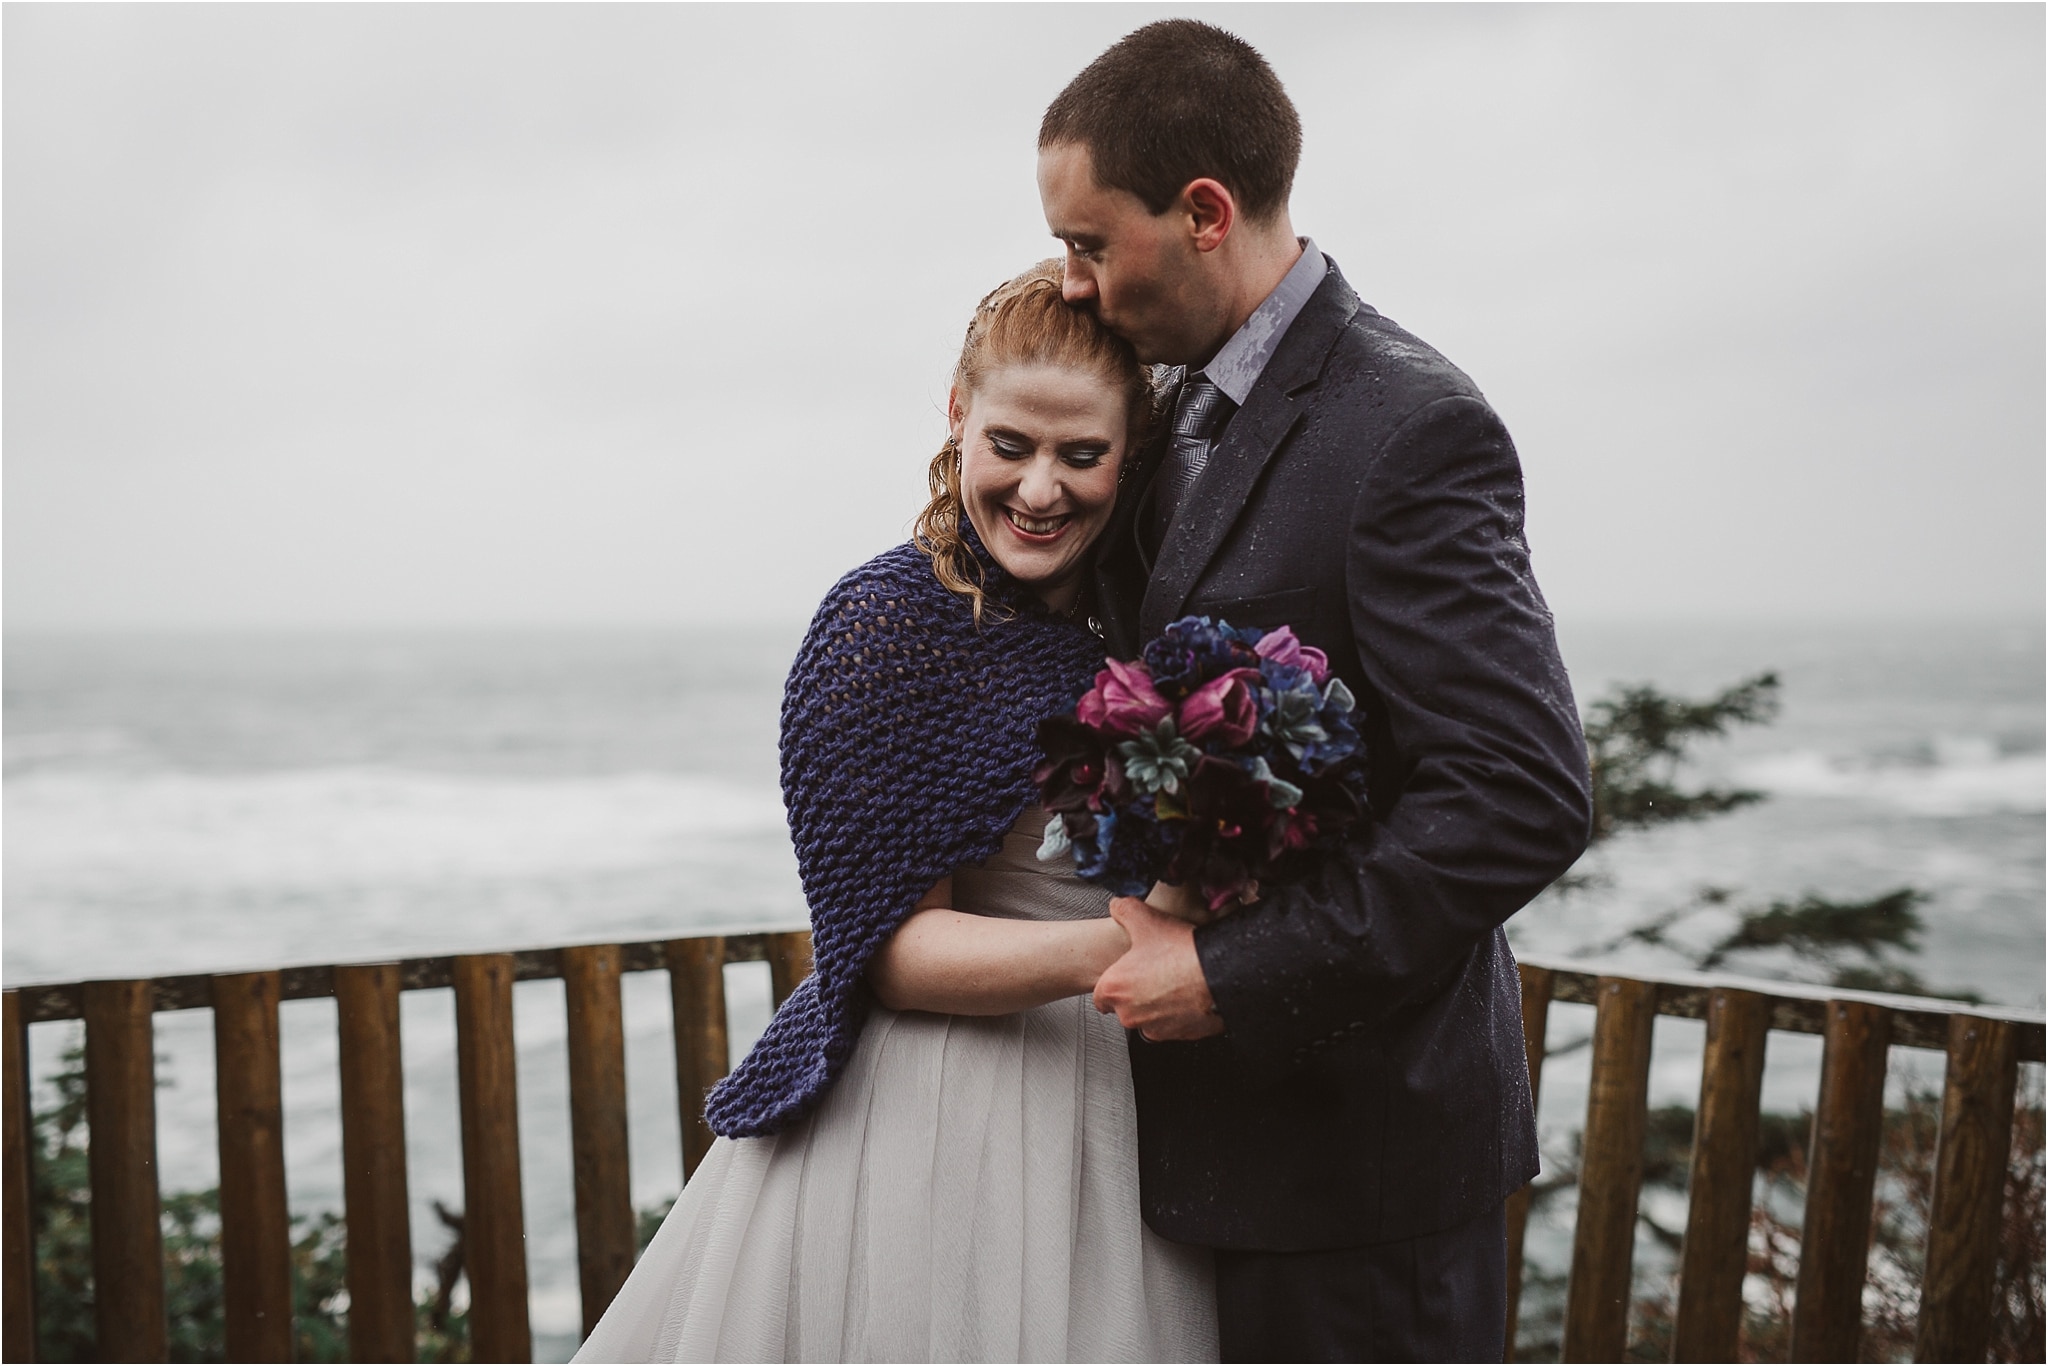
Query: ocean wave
4 729 147 772
4 766 790 888
1733 741 2045 816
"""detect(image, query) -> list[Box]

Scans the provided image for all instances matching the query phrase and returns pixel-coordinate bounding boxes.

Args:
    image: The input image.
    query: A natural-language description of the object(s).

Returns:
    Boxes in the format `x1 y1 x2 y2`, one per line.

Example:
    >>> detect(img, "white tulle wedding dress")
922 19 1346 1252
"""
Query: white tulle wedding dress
573 808 1218 1363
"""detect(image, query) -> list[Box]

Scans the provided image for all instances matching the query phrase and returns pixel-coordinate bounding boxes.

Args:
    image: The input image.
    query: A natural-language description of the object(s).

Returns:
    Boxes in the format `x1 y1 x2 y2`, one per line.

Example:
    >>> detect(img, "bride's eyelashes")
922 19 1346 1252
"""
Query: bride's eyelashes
984 432 1112 470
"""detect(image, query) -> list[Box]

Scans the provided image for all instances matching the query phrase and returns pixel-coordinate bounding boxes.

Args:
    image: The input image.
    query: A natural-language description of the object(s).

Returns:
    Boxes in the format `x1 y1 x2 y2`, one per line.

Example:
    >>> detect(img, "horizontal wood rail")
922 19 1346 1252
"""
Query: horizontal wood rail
9 932 805 1024
1517 958 2044 1061
2 940 2040 1362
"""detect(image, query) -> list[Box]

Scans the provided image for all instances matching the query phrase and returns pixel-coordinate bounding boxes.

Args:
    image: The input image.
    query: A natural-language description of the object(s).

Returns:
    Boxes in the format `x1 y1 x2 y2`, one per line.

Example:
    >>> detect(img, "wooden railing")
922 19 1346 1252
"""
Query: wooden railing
2 940 2041 1362
1505 956 2045 1364
1 931 814 1364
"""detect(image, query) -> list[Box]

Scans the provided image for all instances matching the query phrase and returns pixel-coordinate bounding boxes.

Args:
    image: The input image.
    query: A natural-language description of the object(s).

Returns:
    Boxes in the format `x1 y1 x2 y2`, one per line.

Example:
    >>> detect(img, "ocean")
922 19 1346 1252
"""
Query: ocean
5 619 2041 1356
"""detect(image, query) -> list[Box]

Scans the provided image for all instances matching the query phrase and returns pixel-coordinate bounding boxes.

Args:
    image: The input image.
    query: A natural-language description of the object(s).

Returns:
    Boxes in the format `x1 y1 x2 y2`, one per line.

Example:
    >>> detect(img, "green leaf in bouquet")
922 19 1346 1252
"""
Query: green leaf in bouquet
1247 756 1305 809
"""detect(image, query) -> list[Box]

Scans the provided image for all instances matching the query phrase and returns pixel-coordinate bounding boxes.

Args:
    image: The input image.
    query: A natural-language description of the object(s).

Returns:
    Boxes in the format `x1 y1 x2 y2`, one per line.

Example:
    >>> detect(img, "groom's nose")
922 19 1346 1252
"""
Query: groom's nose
1062 254 1098 305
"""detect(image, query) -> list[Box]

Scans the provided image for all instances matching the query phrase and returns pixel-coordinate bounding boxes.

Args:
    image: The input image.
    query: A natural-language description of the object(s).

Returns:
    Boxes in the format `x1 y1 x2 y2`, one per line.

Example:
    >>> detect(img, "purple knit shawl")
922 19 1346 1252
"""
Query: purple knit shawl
703 533 1106 1139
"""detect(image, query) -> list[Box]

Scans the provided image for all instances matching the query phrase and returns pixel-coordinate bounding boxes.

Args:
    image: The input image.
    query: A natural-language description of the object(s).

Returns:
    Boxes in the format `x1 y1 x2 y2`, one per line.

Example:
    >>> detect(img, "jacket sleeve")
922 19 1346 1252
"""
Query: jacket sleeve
1193 393 1593 1070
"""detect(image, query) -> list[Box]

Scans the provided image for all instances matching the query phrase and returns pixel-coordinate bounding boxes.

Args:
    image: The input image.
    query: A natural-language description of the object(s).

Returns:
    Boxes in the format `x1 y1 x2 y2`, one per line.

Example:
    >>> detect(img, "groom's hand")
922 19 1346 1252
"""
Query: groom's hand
1094 897 1226 1041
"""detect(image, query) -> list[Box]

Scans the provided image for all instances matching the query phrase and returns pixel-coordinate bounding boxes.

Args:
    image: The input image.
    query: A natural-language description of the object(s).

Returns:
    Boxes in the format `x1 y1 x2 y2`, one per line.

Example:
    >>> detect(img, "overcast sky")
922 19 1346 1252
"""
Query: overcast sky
6 3 2041 630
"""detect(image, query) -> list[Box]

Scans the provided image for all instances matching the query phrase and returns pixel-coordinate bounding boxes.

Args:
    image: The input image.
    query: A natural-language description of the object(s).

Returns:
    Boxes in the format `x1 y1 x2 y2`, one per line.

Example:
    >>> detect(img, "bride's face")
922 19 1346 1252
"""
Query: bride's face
951 362 1129 614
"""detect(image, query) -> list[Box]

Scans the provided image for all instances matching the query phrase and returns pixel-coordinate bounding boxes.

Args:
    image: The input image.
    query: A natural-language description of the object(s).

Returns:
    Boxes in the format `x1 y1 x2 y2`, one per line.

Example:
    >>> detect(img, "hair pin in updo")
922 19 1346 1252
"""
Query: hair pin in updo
968 260 1067 332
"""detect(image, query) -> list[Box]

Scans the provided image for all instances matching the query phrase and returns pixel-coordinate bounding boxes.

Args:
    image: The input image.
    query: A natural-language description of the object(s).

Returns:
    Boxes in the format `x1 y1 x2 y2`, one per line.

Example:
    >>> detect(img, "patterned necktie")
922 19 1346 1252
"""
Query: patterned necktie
1154 375 1236 542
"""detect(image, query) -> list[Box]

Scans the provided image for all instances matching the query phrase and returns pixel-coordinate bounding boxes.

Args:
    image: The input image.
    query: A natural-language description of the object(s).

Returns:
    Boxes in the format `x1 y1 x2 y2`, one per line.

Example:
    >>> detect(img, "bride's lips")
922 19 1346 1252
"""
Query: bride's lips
1003 507 1072 545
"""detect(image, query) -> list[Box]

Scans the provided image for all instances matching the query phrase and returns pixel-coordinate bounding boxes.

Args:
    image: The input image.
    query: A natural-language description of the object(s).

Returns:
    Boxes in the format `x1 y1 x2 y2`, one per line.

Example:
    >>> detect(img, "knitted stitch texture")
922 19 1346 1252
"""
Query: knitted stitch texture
704 536 1106 1139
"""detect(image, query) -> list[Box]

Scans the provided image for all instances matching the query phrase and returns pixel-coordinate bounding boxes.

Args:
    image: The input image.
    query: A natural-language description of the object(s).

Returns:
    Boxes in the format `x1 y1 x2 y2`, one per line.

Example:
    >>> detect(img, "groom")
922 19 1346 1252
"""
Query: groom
1039 21 1594 1363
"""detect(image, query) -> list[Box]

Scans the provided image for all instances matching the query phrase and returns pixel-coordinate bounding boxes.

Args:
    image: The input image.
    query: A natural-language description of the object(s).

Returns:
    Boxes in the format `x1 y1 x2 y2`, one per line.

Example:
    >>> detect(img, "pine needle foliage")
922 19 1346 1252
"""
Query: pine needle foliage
1584 672 1780 843
1700 888 1923 969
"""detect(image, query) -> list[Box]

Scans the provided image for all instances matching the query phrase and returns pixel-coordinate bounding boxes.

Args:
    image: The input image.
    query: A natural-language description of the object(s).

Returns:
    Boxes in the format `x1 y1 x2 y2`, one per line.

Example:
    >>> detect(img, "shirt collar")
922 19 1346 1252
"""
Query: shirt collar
1194 237 1328 407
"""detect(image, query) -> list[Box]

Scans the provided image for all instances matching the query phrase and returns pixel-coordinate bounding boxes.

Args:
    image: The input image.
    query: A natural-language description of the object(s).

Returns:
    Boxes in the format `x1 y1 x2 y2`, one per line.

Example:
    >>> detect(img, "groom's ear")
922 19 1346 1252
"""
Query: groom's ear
1180 178 1236 255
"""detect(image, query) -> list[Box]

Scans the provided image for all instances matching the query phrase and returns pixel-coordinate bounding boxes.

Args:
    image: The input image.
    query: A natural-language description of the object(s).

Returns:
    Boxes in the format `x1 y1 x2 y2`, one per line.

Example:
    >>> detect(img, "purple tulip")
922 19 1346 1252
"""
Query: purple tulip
1252 625 1329 683
1076 658 1172 738
1177 667 1262 747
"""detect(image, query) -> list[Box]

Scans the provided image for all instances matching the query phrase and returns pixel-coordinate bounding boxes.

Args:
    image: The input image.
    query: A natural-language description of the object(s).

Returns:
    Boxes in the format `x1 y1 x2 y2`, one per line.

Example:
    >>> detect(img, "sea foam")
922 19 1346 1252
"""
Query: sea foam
1734 740 2045 817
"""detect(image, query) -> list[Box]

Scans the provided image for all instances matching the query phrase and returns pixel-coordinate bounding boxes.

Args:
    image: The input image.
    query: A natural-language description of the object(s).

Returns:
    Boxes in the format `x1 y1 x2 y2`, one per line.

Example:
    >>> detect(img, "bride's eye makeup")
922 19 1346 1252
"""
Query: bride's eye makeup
1060 444 1111 469
987 433 1032 459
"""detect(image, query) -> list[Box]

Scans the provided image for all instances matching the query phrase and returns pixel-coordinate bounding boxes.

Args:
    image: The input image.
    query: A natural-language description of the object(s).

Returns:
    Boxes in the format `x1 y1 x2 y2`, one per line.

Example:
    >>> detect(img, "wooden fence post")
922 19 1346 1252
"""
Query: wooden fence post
336 963 414 1362
1674 987 1770 1362
766 931 813 1010
666 938 728 1179
1503 962 1553 1362
4 991 37 1364
454 954 531 1363
213 971 293 1362
82 980 165 1362
1791 1000 1891 1362
1561 976 1655 1363
1914 1014 2019 1363
563 944 634 1336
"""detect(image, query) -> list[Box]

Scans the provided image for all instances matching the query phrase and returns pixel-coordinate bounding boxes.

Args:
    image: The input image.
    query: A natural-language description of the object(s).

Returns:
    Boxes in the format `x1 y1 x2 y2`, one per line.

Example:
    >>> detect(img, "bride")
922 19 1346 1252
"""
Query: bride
574 262 1218 1363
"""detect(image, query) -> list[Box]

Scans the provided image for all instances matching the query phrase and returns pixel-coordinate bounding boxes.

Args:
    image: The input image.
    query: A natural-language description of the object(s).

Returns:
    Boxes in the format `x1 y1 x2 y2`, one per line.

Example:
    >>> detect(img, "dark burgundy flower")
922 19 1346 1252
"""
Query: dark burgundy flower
1033 714 1108 814
1162 757 1280 909
1296 772 1363 842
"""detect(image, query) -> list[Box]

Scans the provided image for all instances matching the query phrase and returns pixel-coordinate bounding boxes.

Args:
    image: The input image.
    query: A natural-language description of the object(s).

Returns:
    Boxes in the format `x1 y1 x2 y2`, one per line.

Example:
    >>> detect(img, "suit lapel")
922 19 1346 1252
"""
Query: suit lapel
1138 269 1363 639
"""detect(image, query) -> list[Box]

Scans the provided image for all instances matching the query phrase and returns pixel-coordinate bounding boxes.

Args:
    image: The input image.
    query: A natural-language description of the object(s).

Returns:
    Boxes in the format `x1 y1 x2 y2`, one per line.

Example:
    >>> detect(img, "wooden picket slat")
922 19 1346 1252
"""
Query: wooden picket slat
1561 975 1656 1364
666 938 728 1178
766 931 813 1009
1914 1014 2020 1363
1791 999 1892 1362
4 991 37 1364
335 963 414 1363
1502 962 1553 1362
453 954 531 1364
213 971 293 1362
563 944 634 1336
82 979 166 1362
1673 987 1771 1362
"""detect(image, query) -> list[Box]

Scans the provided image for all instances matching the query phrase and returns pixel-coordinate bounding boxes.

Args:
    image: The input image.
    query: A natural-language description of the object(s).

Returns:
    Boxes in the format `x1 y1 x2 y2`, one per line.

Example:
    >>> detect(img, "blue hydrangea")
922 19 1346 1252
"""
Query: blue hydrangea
1142 616 1260 700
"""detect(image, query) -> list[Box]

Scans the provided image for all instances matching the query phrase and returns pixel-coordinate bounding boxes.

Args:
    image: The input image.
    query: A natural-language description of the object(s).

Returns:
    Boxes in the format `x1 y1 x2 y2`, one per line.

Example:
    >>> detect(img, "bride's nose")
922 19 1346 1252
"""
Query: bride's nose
1015 459 1065 512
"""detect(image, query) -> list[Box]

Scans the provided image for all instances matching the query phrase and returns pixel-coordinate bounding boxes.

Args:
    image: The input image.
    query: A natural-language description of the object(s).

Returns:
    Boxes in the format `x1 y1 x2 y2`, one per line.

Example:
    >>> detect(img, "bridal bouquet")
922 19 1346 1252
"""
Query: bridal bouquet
1033 615 1368 921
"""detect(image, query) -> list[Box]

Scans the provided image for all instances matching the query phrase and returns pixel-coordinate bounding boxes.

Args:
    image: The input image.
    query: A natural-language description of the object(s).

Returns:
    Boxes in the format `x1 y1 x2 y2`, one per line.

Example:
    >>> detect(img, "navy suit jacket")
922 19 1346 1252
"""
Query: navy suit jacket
1092 258 1592 1250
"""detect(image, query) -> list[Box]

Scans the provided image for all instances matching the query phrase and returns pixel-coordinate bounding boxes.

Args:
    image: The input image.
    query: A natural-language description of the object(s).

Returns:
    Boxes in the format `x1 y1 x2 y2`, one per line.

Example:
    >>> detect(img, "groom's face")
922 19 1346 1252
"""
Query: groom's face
1038 142 1210 367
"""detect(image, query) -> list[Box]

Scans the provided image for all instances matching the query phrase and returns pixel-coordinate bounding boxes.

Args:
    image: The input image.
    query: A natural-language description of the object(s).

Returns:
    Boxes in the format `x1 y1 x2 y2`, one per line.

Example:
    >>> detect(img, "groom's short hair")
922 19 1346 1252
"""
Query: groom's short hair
1040 19 1300 223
